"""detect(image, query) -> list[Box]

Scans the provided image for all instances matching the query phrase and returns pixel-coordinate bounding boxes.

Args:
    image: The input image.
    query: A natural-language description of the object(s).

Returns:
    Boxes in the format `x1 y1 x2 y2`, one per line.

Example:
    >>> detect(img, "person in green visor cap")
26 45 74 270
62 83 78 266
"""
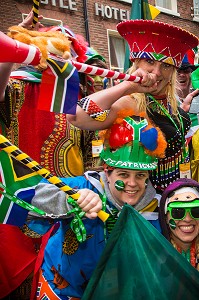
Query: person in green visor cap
22 112 166 299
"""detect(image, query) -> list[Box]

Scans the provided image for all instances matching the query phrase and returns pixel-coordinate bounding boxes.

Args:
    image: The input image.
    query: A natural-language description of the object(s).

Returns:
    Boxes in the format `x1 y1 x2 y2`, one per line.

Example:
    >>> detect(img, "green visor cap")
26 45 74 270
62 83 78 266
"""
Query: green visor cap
100 117 158 170
100 145 158 170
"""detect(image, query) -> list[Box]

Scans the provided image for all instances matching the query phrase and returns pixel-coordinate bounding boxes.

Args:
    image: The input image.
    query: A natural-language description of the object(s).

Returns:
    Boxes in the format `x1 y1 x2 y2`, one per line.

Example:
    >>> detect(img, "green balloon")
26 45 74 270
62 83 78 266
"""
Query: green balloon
191 66 199 89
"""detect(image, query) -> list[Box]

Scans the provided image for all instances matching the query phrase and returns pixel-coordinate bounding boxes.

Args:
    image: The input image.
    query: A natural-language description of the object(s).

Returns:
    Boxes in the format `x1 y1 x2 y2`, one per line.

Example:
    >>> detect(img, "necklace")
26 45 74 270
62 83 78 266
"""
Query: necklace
147 94 172 115
147 94 189 159
175 240 196 268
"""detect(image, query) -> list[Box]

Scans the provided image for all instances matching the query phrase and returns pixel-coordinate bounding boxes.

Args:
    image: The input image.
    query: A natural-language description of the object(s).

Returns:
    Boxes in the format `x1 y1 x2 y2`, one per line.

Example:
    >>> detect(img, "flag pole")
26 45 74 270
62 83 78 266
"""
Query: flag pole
32 0 40 28
71 61 142 82
0 135 109 222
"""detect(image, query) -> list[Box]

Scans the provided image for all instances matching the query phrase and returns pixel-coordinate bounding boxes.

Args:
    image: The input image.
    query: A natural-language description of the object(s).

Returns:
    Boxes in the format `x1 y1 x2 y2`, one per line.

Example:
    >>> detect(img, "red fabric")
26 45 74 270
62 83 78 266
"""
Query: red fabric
30 224 58 300
0 32 40 65
0 225 37 298
117 20 198 67
37 68 55 112
18 83 55 164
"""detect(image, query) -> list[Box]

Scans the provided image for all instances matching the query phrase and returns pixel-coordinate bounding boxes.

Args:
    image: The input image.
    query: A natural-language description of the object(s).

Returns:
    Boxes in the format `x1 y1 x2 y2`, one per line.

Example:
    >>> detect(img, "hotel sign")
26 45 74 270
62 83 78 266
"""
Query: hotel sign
40 0 130 21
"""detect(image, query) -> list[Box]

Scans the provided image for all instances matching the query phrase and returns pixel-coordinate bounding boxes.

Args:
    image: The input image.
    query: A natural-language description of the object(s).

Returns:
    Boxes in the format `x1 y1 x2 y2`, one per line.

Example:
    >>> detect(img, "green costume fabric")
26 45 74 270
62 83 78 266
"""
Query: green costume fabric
82 205 199 300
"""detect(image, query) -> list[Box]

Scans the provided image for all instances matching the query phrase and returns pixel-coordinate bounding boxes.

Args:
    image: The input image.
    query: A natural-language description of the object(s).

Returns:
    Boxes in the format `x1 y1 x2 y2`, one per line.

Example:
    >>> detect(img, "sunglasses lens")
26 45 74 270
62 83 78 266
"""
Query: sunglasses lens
171 208 185 220
191 207 199 219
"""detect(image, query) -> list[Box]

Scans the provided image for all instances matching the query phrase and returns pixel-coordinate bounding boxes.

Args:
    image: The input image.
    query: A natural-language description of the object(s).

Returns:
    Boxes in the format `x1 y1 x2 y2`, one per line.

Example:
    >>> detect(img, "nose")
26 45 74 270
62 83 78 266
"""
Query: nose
152 64 162 76
126 175 137 187
183 211 193 222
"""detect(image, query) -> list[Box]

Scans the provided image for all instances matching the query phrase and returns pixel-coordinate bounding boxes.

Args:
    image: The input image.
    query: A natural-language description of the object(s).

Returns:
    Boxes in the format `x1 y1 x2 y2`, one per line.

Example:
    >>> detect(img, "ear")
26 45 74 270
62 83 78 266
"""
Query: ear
104 168 109 179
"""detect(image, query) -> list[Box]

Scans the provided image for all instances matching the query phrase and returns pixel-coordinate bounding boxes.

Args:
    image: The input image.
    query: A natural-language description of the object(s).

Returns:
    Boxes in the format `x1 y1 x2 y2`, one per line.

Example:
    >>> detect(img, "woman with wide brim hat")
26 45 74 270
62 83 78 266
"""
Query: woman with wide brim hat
68 19 199 193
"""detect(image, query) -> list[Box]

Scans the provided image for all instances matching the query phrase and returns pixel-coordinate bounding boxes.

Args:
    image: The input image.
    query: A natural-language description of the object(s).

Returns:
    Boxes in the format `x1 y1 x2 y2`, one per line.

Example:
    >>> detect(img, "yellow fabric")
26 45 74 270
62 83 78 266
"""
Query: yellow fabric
139 198 158 213
149 4 161 20
191 128 199 182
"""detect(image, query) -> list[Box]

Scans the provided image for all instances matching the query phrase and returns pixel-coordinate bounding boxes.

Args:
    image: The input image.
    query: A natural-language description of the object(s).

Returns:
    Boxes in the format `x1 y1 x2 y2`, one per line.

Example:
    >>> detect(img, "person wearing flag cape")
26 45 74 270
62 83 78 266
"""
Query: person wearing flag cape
23 112 167 299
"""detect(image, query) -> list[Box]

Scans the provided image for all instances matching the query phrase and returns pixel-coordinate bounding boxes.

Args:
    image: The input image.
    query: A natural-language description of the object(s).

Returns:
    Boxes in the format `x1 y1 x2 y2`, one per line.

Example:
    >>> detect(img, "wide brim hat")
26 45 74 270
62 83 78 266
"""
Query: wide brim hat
117 19 199 67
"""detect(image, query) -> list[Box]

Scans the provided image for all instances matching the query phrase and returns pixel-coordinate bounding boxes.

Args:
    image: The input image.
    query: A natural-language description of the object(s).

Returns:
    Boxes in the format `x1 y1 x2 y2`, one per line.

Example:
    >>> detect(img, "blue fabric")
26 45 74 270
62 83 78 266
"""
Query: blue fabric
28 176 161 299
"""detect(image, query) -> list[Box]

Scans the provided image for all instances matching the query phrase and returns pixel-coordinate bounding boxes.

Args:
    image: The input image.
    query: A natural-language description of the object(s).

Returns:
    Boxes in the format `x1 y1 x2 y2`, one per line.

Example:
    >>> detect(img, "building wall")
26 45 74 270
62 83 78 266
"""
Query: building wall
0 0 199 65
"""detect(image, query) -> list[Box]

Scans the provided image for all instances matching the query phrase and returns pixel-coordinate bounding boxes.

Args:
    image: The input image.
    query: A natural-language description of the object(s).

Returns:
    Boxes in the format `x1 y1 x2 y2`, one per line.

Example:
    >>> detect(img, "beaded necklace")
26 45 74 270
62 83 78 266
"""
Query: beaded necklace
147 94 188 161
173 240 196 268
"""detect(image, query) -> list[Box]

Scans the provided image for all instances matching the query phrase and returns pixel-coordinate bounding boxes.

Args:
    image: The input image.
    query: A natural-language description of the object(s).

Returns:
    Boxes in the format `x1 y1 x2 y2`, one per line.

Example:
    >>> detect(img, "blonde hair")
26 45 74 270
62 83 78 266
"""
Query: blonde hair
128 59 179 117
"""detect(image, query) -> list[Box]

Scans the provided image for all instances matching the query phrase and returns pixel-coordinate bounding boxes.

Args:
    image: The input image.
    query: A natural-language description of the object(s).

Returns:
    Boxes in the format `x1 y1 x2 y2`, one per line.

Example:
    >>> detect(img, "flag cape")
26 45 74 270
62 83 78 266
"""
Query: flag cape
0 224 38 298
124 0 160 71
38 57 79 115
10 70 42 83
0 150 41 226
82 205 199 300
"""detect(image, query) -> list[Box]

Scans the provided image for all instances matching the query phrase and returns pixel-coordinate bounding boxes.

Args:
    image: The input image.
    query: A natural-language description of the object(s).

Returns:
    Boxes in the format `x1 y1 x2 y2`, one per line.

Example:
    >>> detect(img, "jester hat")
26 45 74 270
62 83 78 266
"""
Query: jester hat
100 113 167 171
117 19 199 67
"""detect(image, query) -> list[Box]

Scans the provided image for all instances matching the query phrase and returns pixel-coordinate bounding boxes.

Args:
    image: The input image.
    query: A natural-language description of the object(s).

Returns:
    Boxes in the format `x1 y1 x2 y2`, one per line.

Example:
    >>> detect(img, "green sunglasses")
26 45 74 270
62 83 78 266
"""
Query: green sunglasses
167 199 199 220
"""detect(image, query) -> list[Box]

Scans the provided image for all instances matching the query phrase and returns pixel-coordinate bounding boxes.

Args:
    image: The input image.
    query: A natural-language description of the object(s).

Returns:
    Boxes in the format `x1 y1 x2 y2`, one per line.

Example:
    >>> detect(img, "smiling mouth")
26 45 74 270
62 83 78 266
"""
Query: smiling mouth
94 85 103 88
124 190 137 195
179 225 195 233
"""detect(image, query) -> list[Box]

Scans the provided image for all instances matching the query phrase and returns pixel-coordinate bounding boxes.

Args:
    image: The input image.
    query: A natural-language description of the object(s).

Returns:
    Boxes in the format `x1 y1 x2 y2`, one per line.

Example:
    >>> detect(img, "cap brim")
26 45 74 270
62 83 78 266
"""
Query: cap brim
178 63 198 71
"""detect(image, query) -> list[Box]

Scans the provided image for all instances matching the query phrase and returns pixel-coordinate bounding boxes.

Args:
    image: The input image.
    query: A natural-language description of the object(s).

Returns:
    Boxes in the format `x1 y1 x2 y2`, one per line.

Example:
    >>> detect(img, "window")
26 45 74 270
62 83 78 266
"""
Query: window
115 0 132 3
107 30 126 73
156 0 172 10
155 0 179 15
192 0 199 19
22 14 63 27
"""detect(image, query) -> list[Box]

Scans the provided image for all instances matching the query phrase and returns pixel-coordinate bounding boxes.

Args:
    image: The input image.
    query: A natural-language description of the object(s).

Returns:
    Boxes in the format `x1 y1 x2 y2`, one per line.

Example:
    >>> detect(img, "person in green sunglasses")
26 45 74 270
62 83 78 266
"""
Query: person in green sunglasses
159 178 199 270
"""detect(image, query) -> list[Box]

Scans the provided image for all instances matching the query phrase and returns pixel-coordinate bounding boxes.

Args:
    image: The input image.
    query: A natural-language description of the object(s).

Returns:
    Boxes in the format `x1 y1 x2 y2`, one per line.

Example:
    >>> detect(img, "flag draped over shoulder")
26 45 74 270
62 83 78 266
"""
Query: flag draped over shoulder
0 150 41 226
37 57 79 115
82 204 199 300
124 0 160 71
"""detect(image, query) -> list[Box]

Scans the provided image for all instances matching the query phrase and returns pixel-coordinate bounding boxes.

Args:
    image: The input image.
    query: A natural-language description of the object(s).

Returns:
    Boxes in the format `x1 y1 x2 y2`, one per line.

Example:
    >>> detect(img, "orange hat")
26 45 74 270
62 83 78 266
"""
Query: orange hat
40 25 88 62
117 19 199 67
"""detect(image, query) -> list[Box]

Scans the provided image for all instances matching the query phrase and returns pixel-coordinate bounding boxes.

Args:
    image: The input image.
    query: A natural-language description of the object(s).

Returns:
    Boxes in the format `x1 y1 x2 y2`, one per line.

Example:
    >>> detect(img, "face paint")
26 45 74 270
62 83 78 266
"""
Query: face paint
86 75 108 94
103 77 108 89
169 219 176 230
86 75 95 93
114 180 125 191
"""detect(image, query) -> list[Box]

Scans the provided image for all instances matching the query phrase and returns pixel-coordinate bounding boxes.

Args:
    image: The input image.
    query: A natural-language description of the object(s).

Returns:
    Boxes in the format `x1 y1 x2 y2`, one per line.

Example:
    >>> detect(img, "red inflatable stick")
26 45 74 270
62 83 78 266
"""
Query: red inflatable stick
0 31 41 65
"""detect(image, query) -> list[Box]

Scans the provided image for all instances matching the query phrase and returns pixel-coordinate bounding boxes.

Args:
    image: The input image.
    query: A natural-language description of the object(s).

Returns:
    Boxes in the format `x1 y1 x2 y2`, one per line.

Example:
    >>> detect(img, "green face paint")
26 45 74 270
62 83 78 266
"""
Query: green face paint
114 180 125 191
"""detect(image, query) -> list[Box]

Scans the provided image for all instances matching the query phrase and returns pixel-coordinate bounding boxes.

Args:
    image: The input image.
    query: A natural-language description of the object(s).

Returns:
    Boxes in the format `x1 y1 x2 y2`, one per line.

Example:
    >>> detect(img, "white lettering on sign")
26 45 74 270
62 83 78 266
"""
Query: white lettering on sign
40 1 130 20
95 3 130 21
41 0 77 10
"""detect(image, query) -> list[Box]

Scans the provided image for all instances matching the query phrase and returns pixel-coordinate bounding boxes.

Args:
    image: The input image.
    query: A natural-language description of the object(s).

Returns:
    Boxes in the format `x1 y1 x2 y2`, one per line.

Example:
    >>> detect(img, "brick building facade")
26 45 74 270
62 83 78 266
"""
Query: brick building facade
0 0 199 68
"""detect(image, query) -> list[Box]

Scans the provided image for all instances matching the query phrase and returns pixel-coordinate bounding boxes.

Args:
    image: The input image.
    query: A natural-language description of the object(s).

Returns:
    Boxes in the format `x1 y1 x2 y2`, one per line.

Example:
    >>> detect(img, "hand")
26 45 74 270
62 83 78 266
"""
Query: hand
124 69 158 94
77 189 103 219
181 89 199 112
18 10 44 30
